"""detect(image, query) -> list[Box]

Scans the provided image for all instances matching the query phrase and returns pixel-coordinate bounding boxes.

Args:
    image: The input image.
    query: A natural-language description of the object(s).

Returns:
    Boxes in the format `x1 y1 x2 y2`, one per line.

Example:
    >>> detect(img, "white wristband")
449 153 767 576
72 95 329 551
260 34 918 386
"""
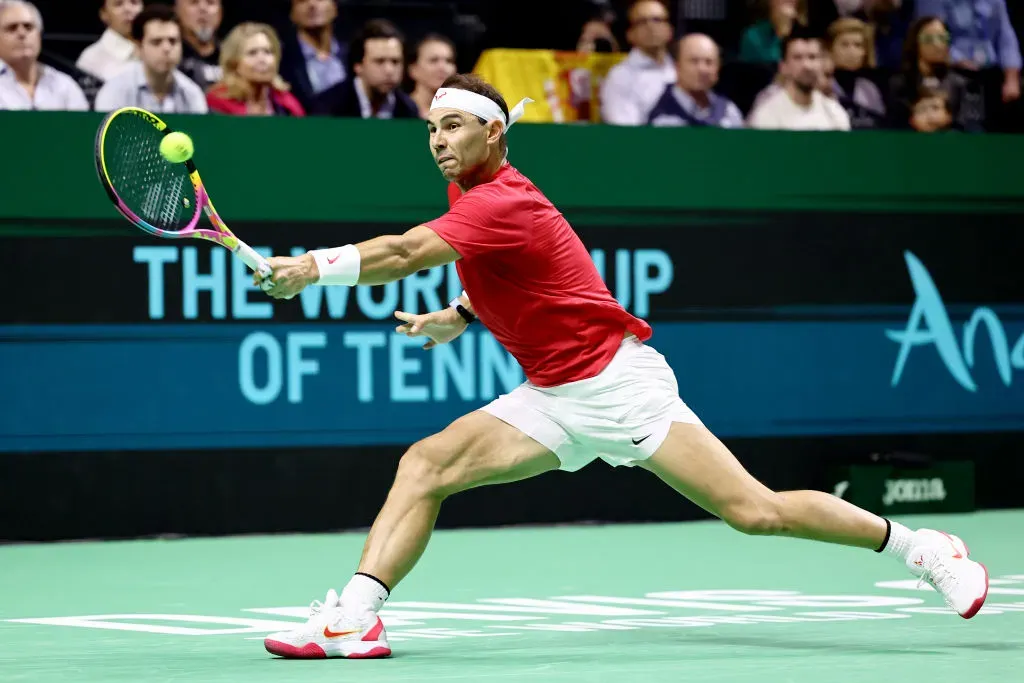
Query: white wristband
310 244 360 286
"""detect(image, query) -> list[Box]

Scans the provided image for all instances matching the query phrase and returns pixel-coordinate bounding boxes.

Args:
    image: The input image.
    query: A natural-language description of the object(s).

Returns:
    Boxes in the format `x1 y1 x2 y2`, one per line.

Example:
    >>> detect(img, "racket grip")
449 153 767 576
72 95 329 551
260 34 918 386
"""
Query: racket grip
235 241 275 292
235 241 271 275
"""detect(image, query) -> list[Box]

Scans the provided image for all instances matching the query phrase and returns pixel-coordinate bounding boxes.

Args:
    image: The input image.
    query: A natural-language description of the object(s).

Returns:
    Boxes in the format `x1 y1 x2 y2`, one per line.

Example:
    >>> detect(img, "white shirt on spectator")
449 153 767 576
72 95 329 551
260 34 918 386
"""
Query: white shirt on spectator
0 59 89 111
77 28 138 82
94 62 208 114
600 47 676 125
747 87 851 131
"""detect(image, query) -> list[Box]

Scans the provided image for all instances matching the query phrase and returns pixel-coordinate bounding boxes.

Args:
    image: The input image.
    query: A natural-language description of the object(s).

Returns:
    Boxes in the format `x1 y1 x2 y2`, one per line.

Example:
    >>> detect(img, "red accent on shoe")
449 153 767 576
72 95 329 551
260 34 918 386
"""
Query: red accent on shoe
348 646 391 659
960 563 989 619
362 617 385 642
939 531 966 558
264 639 326 658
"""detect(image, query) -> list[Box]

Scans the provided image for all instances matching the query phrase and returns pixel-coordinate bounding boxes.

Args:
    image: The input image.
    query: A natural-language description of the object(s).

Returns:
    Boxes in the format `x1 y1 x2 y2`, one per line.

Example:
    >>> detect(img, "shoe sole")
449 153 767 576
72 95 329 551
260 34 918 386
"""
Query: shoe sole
959 562 989 620
927 531 987 619
264 638 392 659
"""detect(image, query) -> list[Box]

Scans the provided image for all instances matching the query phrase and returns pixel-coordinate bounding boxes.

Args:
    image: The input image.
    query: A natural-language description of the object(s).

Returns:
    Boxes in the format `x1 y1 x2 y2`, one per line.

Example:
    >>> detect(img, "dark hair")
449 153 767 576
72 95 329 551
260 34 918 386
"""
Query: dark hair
131 3 179 42
780 24 820 60
439 73 509 156
411 33 456 64
914 84 950 106
901 16 946 75
349 18 404 68
440 73 509 122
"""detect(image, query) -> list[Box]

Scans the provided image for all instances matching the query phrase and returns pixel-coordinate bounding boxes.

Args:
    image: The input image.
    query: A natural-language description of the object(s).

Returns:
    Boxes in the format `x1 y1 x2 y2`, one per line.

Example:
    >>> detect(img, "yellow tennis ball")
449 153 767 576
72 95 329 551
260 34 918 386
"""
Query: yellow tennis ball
160 132 194 163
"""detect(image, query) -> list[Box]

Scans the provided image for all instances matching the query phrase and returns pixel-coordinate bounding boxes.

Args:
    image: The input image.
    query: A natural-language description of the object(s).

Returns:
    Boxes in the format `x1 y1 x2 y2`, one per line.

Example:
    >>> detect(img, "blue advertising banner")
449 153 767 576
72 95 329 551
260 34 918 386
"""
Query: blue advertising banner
3 249 1023 452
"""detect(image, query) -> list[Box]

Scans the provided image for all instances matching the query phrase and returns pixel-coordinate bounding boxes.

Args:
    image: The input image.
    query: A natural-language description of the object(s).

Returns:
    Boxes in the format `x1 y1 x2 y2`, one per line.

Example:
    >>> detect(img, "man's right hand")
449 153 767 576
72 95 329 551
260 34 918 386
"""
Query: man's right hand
394 308 468 349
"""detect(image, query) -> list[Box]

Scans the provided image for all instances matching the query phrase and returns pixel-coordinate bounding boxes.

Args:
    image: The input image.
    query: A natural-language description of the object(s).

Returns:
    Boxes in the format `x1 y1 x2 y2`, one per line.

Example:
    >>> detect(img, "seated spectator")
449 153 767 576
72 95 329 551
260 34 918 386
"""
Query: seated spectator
206 23 303 116
748 28 852 129
279 0 347 114
738 0 807 64
314 19 418 119
910 85 954 132
888 16 985 131
76 0 142 82
599 0 676 125
647 33 744 127
94 4 207 113
0 0 89 110
915 0 1020 103
176 0 222 91
851 0 912 71
825 17 885 127
407 33 456 118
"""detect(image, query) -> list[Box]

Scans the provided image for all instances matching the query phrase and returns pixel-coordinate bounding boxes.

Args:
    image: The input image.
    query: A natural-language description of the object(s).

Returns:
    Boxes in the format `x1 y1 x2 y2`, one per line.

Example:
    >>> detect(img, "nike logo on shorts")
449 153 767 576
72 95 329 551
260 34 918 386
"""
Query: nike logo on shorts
631 435 651 445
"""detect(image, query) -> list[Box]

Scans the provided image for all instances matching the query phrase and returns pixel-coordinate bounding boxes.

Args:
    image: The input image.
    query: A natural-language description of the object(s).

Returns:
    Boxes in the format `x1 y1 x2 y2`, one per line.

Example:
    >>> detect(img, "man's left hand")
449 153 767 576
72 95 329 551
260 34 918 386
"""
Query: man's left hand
254 253 319 299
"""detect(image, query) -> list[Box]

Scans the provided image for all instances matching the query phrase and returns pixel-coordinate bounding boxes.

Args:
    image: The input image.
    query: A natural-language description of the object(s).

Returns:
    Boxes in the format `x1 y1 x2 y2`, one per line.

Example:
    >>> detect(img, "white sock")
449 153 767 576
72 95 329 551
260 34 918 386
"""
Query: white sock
339 573 390 620
879 520 916 561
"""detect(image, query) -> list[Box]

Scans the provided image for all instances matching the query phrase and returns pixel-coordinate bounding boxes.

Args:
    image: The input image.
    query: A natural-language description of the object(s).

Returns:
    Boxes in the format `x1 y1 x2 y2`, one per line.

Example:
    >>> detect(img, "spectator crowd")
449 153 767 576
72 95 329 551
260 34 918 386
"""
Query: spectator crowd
0 0 1020 134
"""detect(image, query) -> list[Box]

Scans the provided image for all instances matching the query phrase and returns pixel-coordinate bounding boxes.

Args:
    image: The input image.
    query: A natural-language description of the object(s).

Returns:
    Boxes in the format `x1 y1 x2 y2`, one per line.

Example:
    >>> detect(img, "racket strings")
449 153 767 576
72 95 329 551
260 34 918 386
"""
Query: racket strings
104 112 195 232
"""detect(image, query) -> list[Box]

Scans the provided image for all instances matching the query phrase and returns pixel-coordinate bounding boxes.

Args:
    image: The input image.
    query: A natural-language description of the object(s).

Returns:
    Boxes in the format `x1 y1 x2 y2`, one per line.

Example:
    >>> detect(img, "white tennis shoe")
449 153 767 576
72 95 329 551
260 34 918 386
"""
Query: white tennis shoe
263 589 391 659
906 529 988 619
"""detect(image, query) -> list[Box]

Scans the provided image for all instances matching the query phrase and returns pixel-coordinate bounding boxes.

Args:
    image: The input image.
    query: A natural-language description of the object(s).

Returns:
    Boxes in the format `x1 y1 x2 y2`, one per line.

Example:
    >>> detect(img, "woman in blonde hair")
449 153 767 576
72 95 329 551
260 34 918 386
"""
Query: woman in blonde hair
825 17 885 128
206 23 305 117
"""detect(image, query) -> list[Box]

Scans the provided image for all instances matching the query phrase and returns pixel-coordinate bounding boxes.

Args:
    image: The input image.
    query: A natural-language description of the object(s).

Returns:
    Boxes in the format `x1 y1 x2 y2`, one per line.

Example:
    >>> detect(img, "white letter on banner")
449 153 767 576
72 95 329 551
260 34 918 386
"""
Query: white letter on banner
232 246 273 320
357 283 400 320
239 332 283 405
432 333 475 401
287 332 327 403
633 250 673 317
182 247 226 319
134 246 178 320
343 331 386 402
391 335 429 401
402 267 444 314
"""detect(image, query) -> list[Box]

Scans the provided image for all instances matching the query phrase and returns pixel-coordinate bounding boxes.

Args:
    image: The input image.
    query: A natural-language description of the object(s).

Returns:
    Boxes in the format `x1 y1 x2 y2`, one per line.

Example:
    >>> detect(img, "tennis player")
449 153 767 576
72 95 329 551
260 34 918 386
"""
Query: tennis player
255 74 989 659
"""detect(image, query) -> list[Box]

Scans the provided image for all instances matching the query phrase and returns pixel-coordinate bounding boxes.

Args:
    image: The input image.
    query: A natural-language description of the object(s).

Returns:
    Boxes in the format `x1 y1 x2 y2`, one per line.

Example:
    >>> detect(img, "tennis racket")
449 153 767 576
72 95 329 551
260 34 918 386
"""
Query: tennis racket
94 106 275 292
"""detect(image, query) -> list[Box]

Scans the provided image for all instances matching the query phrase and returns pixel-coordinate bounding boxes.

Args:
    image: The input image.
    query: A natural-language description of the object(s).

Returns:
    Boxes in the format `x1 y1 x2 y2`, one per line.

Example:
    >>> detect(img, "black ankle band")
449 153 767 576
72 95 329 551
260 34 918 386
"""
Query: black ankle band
875 518 891 553
356 572 391 595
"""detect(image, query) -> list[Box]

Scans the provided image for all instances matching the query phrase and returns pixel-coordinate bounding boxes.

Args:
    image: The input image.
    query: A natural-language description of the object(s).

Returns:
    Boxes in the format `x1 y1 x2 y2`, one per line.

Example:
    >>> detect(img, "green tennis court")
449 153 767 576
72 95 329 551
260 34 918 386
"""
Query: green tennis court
2 510 1022 682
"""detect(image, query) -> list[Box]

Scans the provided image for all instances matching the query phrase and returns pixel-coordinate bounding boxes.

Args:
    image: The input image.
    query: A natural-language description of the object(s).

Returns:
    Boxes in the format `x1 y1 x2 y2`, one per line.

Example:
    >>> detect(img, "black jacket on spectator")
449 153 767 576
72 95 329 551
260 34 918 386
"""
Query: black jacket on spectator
888 66 986 132
832 69 886 130
312 77 420 118
278 29 348 115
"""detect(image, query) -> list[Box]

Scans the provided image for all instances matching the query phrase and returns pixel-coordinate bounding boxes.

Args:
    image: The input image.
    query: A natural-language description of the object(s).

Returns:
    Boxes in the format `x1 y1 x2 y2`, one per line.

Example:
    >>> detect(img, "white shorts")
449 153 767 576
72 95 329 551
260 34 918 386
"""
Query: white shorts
480 336 703 472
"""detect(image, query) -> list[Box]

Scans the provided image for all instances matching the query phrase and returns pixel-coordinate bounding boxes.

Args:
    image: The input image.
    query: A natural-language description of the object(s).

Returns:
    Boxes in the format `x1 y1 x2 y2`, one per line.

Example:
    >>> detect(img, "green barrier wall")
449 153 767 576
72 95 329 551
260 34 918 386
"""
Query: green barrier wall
3 111 1023 229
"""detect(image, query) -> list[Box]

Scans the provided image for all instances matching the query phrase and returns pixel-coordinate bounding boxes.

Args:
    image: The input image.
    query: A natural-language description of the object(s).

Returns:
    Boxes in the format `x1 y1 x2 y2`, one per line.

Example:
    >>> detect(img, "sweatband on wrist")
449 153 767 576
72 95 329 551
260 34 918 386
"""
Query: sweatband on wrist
449 297 475 324
310 244 360 286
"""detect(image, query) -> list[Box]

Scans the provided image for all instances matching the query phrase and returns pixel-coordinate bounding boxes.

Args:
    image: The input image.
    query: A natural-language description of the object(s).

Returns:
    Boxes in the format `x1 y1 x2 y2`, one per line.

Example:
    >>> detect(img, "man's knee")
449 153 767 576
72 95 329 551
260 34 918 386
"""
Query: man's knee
393 438 455 499
719 494 784 536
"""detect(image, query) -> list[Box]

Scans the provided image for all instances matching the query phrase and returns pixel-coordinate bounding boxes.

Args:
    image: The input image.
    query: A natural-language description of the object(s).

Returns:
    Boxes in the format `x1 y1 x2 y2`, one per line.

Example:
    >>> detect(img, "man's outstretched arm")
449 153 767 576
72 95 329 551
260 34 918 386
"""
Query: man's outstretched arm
257 225 459 297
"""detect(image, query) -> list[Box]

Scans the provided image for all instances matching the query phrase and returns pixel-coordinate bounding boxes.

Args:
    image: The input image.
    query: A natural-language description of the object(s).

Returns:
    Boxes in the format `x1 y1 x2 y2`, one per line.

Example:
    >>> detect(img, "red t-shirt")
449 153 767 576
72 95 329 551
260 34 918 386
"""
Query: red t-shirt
424 164 652 387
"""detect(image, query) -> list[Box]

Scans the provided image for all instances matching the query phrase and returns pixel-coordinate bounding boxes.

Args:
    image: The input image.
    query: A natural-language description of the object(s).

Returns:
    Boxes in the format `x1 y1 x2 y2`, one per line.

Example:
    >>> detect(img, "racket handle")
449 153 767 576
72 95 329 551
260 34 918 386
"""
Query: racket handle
234 241 277 293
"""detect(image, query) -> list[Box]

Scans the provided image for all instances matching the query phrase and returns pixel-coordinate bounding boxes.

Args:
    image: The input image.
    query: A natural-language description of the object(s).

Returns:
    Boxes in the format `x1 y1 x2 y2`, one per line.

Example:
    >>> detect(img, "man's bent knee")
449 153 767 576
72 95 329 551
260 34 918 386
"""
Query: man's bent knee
393 439 453 500
719 494 784 536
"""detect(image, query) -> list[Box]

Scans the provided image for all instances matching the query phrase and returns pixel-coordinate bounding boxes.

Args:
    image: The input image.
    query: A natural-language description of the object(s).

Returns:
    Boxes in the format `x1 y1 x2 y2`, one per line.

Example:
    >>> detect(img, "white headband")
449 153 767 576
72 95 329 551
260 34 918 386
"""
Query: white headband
430 88 533 131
